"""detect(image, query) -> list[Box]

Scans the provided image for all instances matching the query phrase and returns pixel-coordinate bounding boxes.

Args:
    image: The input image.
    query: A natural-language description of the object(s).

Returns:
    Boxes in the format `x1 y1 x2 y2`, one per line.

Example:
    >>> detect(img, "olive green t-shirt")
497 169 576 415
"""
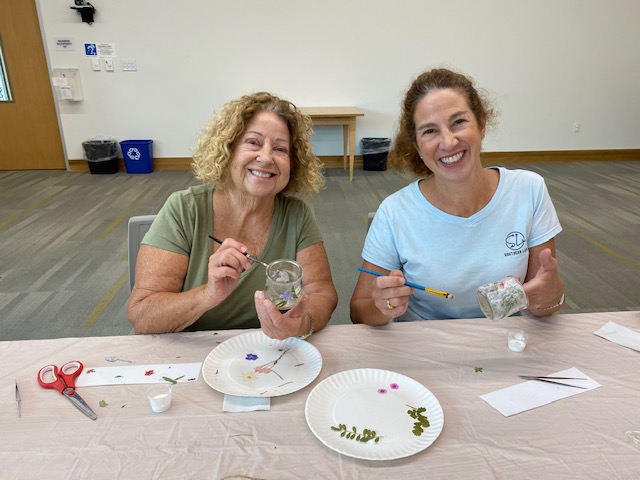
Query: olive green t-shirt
142 185 322 331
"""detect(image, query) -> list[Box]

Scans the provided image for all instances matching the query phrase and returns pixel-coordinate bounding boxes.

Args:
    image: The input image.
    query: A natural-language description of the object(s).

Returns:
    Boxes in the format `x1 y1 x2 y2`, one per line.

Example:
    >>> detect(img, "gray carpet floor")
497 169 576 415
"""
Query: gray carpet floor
1 160 639 341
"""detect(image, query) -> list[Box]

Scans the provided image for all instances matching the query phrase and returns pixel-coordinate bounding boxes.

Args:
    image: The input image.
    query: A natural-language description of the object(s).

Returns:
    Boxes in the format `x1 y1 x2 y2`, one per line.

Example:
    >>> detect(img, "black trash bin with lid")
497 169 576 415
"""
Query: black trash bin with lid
361 137 390 171
82 137 119 174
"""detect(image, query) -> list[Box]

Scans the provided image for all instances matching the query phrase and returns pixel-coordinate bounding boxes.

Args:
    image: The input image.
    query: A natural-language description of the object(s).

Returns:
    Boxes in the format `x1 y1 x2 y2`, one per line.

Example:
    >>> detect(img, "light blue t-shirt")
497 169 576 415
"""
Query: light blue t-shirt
362 167 562 320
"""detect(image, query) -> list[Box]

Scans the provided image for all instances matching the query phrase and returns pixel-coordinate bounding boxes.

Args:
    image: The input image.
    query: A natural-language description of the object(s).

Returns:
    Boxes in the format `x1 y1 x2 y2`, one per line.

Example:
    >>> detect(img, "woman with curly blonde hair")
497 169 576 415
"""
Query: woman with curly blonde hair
192 91 325 196
129 92 337 338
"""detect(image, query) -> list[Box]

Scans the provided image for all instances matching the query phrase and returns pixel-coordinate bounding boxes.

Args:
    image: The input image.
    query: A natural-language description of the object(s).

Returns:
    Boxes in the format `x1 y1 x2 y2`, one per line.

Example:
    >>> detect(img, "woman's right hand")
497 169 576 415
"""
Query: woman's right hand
371 269 413 318
205 237 253 306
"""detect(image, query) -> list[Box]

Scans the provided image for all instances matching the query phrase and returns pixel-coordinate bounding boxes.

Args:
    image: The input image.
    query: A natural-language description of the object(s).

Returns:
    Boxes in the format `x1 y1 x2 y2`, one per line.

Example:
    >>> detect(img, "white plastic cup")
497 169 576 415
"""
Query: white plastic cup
147 385 172 413
507 330 528 352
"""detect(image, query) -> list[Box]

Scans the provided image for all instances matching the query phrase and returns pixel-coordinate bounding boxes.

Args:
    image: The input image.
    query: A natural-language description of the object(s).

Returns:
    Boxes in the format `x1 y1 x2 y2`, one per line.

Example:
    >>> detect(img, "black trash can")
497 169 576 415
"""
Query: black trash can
82 137 119 174
361 137 390 171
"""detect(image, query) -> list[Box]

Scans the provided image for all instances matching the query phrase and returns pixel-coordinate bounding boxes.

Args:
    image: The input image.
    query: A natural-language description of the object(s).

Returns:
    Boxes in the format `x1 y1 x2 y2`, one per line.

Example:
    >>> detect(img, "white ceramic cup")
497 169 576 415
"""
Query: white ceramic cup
147 385 172 413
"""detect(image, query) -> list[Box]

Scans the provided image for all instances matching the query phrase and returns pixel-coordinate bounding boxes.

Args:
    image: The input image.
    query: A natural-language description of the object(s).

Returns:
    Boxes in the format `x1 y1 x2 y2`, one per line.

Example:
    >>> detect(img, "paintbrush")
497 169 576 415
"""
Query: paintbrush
357 267 454 300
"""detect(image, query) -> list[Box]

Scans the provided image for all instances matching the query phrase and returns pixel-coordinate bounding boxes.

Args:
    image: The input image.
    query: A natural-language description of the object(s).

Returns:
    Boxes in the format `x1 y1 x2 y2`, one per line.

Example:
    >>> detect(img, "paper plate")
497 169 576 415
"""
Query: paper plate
202 330 322 397
305 368 444 460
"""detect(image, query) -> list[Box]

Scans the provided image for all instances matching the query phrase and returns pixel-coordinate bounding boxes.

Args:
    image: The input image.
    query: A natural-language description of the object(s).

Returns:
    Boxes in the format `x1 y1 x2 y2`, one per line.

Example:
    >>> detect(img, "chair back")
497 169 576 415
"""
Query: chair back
367 211 376 231
127 215 157 292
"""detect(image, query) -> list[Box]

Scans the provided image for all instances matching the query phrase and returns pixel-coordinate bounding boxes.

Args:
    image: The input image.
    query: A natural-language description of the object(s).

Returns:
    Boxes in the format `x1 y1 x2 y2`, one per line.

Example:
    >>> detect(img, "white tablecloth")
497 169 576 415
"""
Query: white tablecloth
2 311 640 479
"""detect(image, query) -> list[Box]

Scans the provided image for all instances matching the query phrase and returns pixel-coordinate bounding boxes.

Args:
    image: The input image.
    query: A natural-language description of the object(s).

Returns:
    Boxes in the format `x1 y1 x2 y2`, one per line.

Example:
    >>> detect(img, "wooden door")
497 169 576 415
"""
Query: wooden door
0 0 65 170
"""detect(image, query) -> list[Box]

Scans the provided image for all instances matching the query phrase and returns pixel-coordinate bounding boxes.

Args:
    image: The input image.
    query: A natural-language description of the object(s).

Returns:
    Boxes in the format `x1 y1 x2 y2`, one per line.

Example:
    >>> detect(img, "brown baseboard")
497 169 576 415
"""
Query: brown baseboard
67 149 639 172
481 149 640 163
67 156 364 172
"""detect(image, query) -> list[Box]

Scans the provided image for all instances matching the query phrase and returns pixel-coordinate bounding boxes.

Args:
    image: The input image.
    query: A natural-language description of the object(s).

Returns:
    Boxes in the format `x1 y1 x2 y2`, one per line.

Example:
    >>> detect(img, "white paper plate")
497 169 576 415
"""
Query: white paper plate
305 368 444 460
202 330 322 397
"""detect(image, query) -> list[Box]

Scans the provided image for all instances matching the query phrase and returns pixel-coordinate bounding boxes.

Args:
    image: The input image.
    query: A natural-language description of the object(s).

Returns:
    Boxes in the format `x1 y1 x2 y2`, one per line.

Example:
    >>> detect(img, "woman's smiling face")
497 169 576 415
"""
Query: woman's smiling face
229 110 291 198
413 88 485 180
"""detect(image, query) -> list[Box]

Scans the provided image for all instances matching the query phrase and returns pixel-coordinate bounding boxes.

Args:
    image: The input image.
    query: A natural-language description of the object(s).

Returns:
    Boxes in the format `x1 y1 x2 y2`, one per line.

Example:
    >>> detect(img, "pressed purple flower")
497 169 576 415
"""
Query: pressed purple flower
390 383 399 390
245 353 258 361
377 388 387 394
280 290 295 302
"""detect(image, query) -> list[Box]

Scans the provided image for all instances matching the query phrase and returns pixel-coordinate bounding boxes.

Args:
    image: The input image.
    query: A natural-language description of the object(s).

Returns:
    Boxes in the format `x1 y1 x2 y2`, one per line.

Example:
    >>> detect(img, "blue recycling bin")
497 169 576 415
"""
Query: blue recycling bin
120 140 153 174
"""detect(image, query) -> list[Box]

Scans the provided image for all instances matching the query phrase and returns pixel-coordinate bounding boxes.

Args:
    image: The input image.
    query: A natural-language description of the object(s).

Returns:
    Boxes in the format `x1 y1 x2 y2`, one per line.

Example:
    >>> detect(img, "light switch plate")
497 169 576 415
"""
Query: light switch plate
90 58 101 71
104 59 115 72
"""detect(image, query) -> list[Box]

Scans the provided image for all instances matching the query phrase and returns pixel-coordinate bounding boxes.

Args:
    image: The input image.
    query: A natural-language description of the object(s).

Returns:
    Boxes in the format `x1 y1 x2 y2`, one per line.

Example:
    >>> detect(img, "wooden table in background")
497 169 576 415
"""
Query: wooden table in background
301 107 364 181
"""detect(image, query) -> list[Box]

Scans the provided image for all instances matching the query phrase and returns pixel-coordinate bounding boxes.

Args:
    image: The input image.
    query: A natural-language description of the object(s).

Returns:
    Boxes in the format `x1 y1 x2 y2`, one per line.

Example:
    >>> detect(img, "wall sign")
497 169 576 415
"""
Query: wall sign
54 37 76 51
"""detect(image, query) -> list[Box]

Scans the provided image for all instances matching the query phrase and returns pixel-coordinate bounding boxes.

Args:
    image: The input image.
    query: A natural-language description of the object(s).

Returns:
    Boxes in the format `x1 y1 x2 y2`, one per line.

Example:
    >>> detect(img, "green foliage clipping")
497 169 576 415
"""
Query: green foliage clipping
331 424 381 443
407 407 430 437
162 375 184 385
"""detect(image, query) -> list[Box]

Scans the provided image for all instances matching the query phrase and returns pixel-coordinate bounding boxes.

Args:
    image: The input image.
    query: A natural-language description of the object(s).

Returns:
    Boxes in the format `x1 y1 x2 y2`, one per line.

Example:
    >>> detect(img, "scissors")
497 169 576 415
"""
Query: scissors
37 360 97 420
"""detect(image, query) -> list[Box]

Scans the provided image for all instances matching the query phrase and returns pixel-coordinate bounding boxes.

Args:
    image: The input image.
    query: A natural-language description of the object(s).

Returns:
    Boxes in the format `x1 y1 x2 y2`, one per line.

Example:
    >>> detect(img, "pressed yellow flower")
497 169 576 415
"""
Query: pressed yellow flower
241 371 257 382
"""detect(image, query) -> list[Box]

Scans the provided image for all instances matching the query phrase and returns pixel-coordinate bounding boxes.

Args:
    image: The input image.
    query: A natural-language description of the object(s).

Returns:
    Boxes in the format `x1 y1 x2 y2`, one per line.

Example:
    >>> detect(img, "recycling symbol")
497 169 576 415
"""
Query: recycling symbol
126 148 141 161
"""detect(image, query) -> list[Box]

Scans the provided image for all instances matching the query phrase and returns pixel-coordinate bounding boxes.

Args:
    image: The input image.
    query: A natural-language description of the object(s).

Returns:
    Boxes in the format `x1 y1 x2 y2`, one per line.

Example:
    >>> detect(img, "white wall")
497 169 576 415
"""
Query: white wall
38 0 640 161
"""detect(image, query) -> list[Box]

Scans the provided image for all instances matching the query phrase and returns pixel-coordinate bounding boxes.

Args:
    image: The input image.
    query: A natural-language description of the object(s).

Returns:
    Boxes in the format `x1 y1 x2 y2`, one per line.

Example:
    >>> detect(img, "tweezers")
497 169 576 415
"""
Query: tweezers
208 235 268 268
518 375 587 389
15 380 21 417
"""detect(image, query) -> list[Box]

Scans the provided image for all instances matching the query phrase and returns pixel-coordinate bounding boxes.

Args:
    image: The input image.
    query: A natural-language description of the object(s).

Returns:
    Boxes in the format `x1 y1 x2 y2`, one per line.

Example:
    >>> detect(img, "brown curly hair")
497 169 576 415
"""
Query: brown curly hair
191 92 324 196
388 68 498 178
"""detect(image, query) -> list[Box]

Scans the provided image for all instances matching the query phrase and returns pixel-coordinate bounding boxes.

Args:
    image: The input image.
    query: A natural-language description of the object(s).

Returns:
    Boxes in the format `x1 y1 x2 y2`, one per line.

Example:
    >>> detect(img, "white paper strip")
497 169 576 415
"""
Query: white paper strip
479 367 601 417
593 321 640 352
75 363 202 387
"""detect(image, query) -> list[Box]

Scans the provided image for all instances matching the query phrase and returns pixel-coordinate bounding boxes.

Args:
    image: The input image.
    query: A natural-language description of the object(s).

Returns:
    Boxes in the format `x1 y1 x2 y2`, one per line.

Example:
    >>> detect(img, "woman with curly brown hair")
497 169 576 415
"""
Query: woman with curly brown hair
351 68 564 325
129 92 337 338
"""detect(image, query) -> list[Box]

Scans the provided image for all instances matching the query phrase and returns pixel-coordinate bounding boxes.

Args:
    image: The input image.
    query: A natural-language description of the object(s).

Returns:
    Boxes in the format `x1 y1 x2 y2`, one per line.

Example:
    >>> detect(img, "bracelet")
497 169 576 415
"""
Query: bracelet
535 293 566 311
298 314 315 340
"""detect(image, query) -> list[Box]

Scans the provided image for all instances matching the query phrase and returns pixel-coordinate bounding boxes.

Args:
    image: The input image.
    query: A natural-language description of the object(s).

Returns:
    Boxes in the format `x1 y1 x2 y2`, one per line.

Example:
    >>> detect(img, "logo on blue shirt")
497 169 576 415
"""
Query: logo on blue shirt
505 232 525 250
504 231 527 256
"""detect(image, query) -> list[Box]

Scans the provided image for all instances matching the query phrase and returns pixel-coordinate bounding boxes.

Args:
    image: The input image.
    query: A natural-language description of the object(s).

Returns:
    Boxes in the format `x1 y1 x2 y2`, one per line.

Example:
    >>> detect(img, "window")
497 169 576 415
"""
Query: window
0 35 13 102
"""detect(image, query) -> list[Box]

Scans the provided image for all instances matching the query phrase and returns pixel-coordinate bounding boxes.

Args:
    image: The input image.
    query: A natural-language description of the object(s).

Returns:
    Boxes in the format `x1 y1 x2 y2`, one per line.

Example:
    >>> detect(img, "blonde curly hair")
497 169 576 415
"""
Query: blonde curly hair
389 68 498 178
191 92 324 196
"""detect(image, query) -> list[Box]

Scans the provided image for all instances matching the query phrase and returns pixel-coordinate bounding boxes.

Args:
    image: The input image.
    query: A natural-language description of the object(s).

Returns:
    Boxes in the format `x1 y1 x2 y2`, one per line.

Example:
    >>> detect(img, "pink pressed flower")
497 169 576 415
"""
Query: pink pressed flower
390 383 399 390
254 366 272 374
377 388 387 394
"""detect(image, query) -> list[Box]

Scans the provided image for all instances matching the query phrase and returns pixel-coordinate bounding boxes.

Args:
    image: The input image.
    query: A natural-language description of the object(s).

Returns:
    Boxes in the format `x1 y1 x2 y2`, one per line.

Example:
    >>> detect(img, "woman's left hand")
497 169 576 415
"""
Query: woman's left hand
523 247 564 315
254 290 312 340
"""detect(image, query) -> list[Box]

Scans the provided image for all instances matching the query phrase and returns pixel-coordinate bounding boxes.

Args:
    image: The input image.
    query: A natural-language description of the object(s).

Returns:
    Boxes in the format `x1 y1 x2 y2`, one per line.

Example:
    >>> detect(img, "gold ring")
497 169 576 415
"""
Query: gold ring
386 300 395 310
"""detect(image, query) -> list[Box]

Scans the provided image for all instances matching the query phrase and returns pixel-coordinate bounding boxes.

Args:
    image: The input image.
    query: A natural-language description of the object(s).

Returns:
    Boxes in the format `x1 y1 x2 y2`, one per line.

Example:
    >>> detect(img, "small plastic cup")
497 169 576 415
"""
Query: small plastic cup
624 430 640 447
507 330 528 352
265 259 303 310
477 276 528 320
147 385 172 413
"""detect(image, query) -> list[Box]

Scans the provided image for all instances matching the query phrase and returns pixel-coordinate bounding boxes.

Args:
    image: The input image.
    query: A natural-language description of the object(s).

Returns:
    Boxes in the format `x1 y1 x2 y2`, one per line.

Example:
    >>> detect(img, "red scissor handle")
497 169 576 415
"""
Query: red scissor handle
38 361 84 394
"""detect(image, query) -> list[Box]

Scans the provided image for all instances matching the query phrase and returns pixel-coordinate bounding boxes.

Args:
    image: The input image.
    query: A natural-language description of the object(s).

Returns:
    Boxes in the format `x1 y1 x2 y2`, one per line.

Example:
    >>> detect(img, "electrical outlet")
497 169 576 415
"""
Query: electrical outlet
90 58 100 71
121 58 137 72
573 122 581 133
104 58 114 72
